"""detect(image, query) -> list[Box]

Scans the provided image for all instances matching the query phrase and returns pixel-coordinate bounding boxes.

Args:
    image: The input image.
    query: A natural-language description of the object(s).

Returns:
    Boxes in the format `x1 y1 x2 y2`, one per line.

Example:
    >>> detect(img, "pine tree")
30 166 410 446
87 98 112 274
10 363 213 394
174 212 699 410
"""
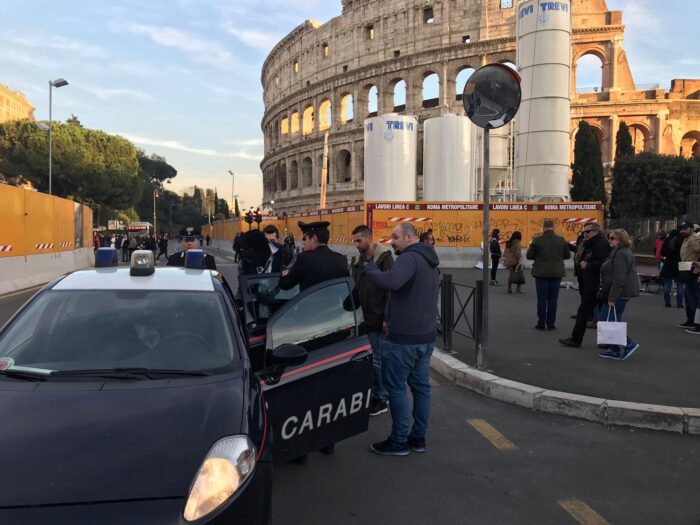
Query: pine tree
214 189 219 215
610 121 635 217
234 197 241 217
571 121 605 202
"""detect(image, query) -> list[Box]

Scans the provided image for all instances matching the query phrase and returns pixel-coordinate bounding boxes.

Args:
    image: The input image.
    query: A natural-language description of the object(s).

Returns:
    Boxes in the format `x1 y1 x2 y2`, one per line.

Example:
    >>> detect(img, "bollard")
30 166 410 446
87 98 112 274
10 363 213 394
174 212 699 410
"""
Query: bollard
475 280 485 369
441 273 454 353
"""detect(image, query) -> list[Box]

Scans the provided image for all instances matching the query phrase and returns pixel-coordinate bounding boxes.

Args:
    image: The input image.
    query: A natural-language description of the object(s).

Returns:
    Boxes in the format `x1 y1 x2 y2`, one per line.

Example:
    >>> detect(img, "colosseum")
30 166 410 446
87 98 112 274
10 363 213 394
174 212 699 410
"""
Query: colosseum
260 0 700 215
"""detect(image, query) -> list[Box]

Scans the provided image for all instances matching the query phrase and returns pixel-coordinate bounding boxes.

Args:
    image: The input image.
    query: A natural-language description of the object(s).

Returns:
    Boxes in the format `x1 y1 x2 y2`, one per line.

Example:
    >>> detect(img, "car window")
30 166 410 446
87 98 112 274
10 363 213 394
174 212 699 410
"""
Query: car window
0 290 239 374
268 281 356 352
242 275 299 326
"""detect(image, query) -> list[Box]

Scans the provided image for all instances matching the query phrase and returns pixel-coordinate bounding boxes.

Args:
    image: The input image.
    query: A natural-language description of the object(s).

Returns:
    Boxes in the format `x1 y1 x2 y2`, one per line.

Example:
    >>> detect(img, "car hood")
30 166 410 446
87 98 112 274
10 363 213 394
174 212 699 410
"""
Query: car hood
0 374 246 507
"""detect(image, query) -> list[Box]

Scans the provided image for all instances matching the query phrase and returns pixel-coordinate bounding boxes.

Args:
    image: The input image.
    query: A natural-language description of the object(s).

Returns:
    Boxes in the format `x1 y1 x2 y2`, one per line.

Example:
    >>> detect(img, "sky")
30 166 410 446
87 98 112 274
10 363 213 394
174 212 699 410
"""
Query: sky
1 0 698 211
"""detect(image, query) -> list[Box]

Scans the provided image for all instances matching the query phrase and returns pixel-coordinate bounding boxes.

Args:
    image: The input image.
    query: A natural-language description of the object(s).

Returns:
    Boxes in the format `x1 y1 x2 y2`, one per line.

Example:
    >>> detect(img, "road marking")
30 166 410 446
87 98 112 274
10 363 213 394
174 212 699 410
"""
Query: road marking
467 419 517 451
558 500 610 525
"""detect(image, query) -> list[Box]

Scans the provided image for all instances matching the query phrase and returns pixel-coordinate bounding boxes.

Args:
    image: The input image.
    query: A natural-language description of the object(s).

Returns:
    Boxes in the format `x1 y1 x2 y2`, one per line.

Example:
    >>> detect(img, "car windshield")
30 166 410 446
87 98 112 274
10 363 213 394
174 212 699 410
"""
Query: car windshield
0 290 239 375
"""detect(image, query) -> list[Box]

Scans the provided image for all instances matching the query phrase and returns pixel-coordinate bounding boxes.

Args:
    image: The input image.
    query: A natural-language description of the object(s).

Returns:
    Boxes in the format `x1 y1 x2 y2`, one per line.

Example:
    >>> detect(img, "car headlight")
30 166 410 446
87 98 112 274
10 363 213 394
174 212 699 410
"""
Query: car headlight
183 435 257 522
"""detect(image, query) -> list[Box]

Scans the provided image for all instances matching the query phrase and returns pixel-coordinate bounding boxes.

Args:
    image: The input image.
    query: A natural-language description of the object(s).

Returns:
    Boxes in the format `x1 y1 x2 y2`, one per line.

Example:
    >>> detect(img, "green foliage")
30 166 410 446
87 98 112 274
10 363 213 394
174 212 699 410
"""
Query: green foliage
571 121 605 202
0 120 142 209
234 197 240 217
612 152 696 218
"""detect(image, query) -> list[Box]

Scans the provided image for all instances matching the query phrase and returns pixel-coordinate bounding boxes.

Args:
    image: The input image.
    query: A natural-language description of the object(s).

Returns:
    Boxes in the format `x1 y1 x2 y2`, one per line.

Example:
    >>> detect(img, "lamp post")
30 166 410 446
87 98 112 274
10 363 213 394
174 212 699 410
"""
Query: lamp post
48 78 69 196
227 170 235 217
271 200 275 216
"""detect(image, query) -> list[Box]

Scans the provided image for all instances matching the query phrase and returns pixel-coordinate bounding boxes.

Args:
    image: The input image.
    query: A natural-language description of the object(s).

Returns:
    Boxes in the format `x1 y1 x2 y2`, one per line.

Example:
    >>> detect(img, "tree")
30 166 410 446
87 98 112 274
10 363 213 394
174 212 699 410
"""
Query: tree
610 122 635 217
134 152 178 230
0 120 142 209
571 121 605 202
66 114 83 127
214 189 219 216
612 152 696 218
234 197 241 217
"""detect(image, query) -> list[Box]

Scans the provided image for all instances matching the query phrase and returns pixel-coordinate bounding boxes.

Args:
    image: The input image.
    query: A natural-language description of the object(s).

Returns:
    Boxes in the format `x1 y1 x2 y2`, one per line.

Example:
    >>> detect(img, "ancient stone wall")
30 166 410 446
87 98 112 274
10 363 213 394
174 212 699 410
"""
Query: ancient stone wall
261 0 700 214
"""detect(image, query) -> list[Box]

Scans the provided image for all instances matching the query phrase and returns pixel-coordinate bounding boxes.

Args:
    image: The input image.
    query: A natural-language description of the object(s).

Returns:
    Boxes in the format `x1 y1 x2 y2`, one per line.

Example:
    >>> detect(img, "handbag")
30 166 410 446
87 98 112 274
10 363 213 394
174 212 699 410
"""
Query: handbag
597 306 627 346
511 268 526 285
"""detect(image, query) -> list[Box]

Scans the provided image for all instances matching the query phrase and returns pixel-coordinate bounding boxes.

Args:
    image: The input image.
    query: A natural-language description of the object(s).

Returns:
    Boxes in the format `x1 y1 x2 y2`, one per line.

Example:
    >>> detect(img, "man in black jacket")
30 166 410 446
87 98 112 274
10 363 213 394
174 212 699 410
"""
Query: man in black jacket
560 223 610 347
350 225 394 417
262 225 293 273
279 221 348 292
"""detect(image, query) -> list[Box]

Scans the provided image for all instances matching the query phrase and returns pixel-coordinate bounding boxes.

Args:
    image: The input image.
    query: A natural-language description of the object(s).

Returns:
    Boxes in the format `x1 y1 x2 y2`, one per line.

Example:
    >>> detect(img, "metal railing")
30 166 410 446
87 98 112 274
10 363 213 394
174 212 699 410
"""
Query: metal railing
440 274 481 357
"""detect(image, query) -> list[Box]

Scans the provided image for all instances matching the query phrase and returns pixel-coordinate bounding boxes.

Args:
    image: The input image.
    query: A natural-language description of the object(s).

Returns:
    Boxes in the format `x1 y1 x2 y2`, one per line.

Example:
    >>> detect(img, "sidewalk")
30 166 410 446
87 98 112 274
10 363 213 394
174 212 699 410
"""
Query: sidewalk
439 267 699 410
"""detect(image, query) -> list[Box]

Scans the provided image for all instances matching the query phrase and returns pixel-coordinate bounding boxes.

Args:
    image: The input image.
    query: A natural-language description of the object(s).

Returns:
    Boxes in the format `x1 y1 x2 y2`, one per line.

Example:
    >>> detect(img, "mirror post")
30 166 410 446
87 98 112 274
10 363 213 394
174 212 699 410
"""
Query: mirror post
480 128 490 370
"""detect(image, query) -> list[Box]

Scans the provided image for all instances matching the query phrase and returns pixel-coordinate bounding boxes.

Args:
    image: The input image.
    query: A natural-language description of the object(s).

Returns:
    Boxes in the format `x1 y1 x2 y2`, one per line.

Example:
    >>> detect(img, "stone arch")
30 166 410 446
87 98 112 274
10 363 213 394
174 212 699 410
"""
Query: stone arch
335 149 352 183
340 92 354 124
319 99 332 131
455 66 476 101
361 83 379 117
422 71 440 108
277 162 287 192
272 120 279 145
574 49 606 93
290 111 300 134
280 116 289 138
389 78 407 112
628 123 651 153
681 130 700 159
302 156 313 187
289 160 299 189
302 105 314 136
662 125 676 155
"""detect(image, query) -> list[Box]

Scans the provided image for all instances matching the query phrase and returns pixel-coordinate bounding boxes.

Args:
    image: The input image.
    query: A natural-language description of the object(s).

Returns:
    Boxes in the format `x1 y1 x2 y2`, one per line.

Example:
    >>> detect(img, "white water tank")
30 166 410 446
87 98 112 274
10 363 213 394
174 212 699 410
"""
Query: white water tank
515 0 572 201
364 113 417 201
423 115 475 201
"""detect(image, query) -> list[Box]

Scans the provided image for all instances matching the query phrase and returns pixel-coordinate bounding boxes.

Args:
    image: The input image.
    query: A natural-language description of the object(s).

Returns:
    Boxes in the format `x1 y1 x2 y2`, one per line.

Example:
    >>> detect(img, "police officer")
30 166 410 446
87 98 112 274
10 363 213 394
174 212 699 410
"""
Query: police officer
167 227 217 270
279 221 348 291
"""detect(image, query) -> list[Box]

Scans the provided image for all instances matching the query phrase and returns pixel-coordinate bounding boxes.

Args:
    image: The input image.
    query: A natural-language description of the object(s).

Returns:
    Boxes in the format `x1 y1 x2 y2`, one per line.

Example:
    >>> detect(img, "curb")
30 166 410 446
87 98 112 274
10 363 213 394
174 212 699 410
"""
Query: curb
430 350 700 435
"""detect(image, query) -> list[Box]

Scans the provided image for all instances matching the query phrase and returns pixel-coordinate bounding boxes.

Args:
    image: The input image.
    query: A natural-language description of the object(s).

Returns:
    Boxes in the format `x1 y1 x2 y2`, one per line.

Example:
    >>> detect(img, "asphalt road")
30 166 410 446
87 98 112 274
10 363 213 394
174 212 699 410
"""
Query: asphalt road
2 249 700 524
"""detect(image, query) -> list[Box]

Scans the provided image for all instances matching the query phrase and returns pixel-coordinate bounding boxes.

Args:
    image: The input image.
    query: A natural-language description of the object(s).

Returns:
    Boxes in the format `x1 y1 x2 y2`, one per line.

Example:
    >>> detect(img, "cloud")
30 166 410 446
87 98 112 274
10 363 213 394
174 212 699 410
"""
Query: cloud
224 24 282 52
117 132 263 160
80 85 152 101
8 34 107 59
226 138 264 147
114 22 236 69
0 49 53 69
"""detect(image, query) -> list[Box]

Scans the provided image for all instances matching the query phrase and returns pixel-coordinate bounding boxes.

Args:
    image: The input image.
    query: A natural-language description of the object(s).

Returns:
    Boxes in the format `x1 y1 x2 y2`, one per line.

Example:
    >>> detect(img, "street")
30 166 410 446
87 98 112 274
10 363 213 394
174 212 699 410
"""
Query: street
1 251 699 524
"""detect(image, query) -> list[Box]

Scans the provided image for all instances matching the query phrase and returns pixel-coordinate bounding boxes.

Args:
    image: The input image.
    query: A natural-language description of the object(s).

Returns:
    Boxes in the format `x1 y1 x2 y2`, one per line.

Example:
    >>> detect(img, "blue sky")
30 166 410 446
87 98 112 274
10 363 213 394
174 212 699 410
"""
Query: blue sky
1 0 698 211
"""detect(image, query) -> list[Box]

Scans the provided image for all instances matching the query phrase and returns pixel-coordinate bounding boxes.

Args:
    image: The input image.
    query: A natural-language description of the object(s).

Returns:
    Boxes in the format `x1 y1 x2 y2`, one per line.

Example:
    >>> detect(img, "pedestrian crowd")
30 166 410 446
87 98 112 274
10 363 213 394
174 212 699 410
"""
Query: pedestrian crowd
93 233 169 263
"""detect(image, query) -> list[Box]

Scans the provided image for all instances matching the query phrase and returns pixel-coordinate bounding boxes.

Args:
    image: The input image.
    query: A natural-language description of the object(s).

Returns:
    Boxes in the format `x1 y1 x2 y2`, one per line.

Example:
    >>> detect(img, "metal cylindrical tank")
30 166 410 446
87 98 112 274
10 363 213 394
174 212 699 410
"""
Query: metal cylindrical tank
423 115 475 201
364 113 417 201
515 0 572 201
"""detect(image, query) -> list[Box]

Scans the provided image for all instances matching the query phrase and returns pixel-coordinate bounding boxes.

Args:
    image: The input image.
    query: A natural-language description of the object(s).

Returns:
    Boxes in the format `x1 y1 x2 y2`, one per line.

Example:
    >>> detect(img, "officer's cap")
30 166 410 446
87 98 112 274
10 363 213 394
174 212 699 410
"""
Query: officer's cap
180 227 203 240
299 221 330 237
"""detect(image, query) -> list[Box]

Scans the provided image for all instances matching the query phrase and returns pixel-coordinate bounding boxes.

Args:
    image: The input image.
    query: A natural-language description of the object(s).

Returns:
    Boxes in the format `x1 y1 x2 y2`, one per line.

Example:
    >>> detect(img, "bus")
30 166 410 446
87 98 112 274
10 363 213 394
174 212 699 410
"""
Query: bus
127 222 153 238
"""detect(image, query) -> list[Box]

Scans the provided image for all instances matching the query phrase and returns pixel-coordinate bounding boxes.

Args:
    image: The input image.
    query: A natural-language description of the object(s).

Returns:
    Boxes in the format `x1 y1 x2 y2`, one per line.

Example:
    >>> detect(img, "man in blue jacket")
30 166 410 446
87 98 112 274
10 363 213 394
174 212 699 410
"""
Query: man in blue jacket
364 223 440 456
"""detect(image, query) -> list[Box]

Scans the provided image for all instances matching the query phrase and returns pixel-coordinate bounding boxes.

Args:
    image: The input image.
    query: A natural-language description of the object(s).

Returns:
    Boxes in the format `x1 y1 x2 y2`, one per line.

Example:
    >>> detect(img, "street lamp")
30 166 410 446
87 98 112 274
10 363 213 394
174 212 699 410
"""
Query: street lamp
48 78 69 196
227 170 235 217
271 200 275 216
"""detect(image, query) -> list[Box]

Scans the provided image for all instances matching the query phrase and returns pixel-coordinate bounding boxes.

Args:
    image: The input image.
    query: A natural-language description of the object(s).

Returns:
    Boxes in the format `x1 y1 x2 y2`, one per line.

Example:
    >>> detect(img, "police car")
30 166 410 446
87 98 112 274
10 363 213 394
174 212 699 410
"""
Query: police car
0 249 371 524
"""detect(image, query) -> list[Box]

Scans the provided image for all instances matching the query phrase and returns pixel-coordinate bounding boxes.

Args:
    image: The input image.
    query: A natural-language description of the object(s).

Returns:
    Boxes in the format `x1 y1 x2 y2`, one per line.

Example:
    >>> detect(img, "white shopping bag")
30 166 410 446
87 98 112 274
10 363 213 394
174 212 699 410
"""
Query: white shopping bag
597 307 627 346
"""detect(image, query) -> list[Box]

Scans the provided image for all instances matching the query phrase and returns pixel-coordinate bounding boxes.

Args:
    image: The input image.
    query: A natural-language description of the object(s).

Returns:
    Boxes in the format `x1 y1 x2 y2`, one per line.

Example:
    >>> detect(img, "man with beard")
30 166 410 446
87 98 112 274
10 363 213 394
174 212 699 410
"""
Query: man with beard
559 223 610 348
350 225 394 417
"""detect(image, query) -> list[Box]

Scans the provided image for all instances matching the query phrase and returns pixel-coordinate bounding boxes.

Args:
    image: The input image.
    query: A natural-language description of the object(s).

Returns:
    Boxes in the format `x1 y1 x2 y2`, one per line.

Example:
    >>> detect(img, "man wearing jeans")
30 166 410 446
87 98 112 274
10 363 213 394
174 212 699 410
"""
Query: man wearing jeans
526 220 571 331
364 223 440 456
350 225 394 416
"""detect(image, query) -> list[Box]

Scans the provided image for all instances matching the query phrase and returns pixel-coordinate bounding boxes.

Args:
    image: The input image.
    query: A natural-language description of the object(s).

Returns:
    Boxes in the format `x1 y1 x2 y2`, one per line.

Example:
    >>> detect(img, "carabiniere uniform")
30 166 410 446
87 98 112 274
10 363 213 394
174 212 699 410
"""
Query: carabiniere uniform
279 221 348 292
166 227 217 270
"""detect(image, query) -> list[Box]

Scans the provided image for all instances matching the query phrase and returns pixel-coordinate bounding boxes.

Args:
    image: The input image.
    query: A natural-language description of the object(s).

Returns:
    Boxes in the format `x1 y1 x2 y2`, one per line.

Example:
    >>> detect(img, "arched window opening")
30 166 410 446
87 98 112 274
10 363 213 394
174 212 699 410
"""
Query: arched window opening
662 125 675 155
289 160 299 190
340 93 354 124
277 164 287 192
319 99 332 131
302 157 313 187
302 106 314 136
681 131 700 160
393 79 406 112
290 112 300 134
629 125 649 154
368 86 378 117
335 149 352 183
422 72 440 108
576 53 604 94
455 67 475 100
280 117 289 136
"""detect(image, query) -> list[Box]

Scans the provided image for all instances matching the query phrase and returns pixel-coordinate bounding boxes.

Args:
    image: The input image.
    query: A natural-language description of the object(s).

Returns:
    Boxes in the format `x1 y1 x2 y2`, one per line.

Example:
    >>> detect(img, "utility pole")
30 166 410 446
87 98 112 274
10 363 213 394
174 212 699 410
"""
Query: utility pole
153 188 158 234
228 170 235 216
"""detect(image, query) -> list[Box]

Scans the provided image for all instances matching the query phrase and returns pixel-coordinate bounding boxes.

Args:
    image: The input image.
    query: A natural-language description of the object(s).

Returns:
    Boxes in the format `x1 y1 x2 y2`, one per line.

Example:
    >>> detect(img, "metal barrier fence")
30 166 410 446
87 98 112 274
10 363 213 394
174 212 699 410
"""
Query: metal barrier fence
440 274 481 359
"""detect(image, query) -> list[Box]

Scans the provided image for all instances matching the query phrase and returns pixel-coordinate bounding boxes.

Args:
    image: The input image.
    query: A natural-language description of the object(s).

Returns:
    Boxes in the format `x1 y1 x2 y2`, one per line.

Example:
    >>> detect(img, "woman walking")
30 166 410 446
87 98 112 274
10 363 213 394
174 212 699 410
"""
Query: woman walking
489 229 502 286
597 229 641 361
503 231 524 294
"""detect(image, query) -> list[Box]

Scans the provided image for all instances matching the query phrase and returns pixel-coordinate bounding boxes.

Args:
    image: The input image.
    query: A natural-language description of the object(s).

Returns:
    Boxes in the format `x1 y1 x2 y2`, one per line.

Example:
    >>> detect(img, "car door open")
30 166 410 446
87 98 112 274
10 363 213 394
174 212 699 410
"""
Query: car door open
260 277 372 462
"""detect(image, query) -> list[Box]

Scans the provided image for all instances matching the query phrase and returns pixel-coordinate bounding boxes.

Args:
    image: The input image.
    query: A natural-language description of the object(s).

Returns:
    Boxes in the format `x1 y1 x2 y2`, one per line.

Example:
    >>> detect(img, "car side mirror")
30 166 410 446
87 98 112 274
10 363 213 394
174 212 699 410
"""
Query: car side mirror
258 344 308 386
